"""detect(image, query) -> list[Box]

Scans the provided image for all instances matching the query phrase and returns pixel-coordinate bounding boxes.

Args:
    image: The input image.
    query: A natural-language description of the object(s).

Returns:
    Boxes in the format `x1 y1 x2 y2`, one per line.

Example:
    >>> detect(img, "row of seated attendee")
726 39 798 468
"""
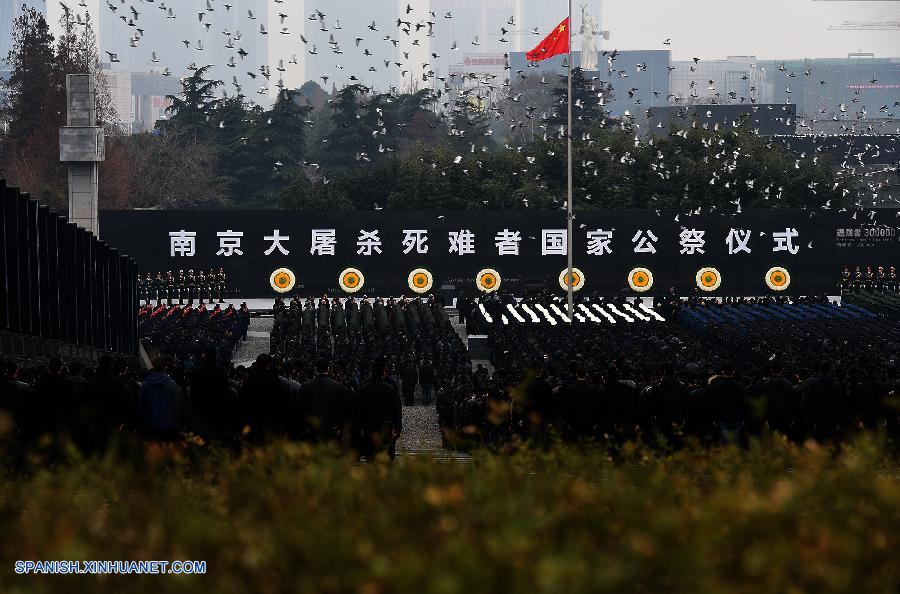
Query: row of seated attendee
0 351 408 461
139 302 251 364
437 293 899 448
271 294 469 407
841 265 899 293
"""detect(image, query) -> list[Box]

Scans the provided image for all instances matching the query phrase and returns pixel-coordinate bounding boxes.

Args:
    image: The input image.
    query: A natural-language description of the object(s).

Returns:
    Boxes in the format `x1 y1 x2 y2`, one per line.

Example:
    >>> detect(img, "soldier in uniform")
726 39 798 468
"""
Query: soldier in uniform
177 269 186 305
197 269 207 305
865 265 874 291
138 274 147 306
186 269 196 306
841 265 850 291
216 267 226 303
207 268 217 304
165 271 175 306
890 266 898 292
853 266 862 293
153 272 164 306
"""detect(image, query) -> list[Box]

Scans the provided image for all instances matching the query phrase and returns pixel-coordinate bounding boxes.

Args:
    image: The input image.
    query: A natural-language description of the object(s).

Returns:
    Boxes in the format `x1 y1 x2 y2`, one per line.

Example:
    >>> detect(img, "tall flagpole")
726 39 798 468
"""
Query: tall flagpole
566 0 574 321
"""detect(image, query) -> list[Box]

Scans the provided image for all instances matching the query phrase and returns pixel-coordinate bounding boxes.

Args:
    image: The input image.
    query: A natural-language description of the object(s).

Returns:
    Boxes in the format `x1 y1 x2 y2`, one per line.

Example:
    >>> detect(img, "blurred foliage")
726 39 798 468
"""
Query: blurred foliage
1 435 898 593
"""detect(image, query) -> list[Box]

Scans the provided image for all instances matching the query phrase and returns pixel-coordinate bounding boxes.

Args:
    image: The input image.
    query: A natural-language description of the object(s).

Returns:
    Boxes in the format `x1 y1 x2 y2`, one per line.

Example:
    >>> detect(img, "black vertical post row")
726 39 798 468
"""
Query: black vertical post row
45 210 61 341
37 205 50 339
4 188 22 333
25 198 39 336
0 181 8 332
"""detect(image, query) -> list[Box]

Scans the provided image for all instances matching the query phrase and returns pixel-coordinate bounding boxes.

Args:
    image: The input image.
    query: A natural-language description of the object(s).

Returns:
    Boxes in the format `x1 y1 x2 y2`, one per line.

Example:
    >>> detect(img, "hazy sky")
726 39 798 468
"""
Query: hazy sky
600 0 900 60
44 0 900 63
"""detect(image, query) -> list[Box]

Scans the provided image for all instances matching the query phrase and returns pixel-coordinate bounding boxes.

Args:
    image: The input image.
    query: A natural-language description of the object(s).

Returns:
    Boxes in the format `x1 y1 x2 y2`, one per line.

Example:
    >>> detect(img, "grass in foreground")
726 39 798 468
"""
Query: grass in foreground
1 436 899 594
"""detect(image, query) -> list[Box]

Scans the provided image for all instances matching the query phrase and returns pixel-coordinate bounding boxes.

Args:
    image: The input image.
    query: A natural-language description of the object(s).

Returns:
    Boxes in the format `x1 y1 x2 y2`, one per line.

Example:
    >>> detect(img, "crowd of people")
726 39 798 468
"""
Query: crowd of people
270 294 470 408
437 291 899 448
3 288 899 461
138 301 251 364
0 349 409 461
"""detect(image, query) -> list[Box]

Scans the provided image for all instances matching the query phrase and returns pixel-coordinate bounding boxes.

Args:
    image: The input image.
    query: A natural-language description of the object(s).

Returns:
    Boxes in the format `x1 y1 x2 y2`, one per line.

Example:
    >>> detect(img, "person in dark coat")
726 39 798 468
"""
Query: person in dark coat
558 365 603 440
33 357 75 444
239 353 289 442
353 357 403 460
801 362 846 442
84 355 137 450
139 358 184 442
419 360 435 406
707 363 747 443
758 362 798 438
400 359 418 406
189 346 233 441
645 363 689 441
300 358 354 445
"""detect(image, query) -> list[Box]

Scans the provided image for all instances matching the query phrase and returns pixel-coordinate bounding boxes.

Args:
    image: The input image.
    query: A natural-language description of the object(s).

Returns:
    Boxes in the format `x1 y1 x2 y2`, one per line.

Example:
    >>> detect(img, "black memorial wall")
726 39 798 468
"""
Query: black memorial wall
100 208 899 297
1 181 138 356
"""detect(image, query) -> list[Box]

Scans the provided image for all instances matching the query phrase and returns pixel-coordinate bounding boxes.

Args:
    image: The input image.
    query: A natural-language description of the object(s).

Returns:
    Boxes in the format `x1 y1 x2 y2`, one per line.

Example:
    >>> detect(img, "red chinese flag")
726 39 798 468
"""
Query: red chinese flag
526 17 570 62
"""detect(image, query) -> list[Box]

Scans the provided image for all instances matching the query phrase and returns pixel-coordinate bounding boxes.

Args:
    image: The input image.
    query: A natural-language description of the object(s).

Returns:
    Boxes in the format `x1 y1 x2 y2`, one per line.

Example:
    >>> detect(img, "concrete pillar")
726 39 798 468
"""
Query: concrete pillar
59 74 104 236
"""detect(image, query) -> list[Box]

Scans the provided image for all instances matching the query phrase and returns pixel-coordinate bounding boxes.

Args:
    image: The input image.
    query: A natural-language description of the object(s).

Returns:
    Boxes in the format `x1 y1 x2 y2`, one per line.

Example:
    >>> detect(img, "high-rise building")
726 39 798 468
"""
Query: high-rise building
668 57 773 106
756 55 900 121
1 0 48 67
97 0 270 103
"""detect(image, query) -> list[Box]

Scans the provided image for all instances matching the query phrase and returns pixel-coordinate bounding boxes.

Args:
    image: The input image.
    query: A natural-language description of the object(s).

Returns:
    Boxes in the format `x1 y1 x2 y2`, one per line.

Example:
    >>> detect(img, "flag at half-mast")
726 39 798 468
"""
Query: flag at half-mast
525 17 570 62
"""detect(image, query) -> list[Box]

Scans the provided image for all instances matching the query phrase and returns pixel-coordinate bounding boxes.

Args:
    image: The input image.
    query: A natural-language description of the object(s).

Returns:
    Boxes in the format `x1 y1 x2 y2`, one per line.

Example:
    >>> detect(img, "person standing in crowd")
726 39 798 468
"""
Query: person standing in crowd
400 358 418 406
139 358 184 442
84 355 136 451
558 364 603 440
300 358 354 446
707 363 747 444
354 357 403 460
801 361 845 443
189 346 232 442
419 359 435 406
239 353 289 442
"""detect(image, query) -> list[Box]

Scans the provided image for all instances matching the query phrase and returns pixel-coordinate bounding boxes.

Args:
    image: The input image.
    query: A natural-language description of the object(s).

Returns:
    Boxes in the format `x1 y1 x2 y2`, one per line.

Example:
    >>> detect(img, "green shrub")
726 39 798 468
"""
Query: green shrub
1 436 899 594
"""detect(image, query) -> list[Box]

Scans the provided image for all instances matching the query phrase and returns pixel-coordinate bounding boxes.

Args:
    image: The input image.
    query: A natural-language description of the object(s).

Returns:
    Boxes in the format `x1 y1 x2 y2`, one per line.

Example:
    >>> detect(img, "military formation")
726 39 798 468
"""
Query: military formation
842 264 898 293
139 269 228 306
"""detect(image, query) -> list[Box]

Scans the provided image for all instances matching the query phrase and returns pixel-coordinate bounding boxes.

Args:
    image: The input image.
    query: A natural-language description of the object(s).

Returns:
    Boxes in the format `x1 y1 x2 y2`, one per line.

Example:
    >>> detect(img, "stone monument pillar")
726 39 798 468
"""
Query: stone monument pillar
59 74 105 236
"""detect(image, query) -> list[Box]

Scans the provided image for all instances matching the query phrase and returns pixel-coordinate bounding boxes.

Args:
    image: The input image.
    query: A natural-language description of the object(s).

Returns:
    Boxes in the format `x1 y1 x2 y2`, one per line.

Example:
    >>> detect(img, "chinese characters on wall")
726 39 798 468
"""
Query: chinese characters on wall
168 227 804 258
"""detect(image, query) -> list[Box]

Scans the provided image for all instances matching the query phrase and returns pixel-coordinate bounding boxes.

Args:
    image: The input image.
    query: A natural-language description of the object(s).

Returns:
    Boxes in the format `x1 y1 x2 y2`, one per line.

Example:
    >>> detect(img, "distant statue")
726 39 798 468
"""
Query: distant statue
580 5 600 71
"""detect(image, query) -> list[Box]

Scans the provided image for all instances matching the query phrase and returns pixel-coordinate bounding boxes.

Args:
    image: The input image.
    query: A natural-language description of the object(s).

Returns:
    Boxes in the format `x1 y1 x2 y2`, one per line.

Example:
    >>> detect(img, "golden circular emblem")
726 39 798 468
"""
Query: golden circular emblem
408 268 433 294
628 267 654 292
558 267 585 292
270 268 296 293
766 266 790 291
696 267 722 292
476 268 501 293
339 267 364 293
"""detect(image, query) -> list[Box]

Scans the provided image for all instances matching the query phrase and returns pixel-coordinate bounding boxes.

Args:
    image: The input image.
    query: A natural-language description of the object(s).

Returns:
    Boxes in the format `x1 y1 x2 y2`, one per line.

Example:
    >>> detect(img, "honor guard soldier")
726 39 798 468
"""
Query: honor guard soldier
841 265 850 290
853 266 862 293
165 271 175 306
138 274 147 306
177 270 186 305
877 266 886 292
216 267 226 303
890 266 898 292
207 268 217 304
865 265 874 291
197 269 208 304
186 269 196 305
153 272 164 306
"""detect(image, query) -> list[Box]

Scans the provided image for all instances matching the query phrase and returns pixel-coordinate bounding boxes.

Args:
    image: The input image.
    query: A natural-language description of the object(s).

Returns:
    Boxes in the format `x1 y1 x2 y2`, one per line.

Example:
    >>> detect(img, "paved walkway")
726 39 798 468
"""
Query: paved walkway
232 317 272 367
